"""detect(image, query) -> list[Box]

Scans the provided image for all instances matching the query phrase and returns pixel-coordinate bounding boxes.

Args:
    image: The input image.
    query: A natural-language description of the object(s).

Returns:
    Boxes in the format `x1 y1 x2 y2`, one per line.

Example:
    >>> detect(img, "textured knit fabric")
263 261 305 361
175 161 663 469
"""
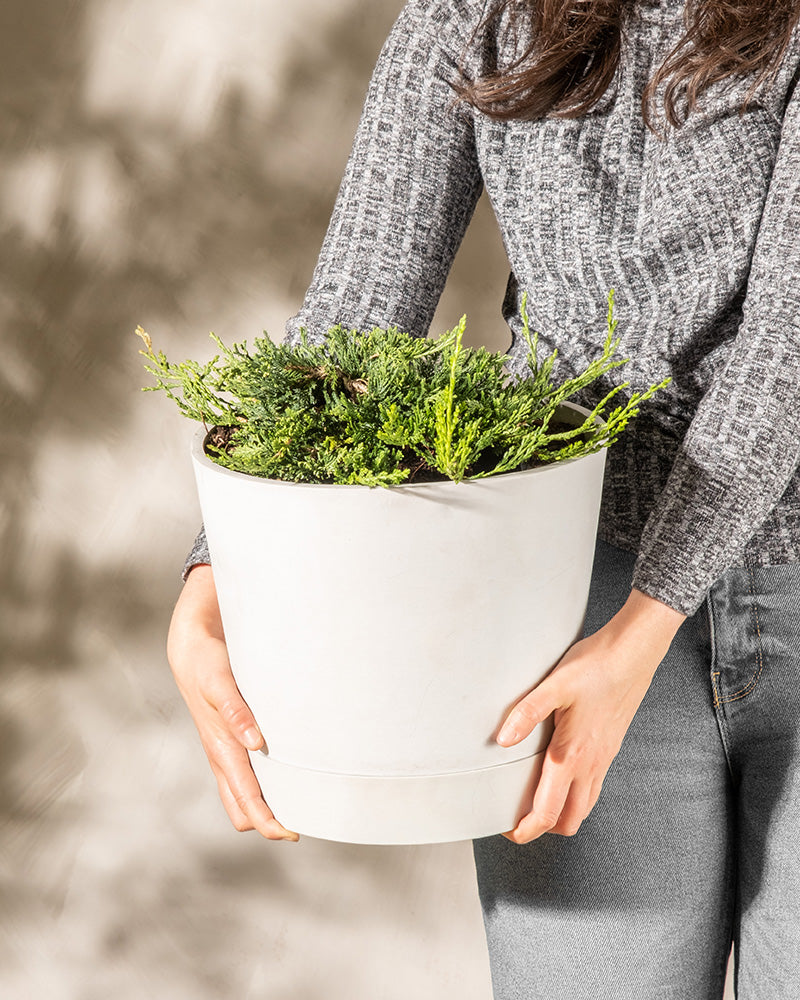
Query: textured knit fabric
184 0 800 616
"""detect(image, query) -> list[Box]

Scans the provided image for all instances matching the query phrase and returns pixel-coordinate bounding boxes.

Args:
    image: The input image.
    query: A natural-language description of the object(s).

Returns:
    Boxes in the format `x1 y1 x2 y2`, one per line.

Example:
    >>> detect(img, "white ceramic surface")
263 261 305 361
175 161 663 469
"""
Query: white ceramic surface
192 402 607 844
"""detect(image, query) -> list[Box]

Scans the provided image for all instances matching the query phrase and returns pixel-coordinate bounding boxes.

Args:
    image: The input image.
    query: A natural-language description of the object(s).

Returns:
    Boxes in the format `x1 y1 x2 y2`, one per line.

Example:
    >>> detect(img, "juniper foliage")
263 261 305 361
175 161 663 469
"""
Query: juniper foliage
137 292 670 486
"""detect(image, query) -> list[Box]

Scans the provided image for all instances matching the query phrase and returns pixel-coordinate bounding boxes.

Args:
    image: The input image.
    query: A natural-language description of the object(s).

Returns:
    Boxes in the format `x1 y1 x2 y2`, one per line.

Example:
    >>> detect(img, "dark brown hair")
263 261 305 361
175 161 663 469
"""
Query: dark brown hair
458 0 800 131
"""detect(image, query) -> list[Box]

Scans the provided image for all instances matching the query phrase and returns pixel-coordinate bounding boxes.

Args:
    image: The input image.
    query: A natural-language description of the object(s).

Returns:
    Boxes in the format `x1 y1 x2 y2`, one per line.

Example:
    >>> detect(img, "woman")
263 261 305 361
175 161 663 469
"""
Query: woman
168 1 800 996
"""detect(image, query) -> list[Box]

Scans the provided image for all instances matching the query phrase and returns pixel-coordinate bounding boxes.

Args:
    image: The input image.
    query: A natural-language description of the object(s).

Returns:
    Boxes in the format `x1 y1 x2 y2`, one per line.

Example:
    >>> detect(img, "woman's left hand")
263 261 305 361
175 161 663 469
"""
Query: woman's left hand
497 588 686 844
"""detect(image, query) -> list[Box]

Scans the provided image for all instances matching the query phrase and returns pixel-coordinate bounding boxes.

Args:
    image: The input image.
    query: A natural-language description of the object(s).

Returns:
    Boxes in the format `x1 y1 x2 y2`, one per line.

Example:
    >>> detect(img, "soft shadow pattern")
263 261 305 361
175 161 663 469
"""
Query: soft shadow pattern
0 0 507 714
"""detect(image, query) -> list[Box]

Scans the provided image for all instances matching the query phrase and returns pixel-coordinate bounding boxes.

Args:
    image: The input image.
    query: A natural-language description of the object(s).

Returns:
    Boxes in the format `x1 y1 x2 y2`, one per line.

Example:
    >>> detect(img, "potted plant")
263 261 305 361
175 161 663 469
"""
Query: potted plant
138 292 668 845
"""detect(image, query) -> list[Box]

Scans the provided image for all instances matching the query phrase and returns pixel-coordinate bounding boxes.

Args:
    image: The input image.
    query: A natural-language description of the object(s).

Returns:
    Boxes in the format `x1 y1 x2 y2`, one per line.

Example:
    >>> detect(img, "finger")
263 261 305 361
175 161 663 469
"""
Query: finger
215 744 299 842
589 774 606 811
202 664 265 752
503 751 572 844
215 771 255 832
216 692 265 752
549 779 594 838
496 680 561 747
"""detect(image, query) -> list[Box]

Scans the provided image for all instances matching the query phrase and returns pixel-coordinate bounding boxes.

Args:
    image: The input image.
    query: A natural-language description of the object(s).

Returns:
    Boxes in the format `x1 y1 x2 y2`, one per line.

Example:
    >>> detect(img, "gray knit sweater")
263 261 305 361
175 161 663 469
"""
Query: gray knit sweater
185 0 800 617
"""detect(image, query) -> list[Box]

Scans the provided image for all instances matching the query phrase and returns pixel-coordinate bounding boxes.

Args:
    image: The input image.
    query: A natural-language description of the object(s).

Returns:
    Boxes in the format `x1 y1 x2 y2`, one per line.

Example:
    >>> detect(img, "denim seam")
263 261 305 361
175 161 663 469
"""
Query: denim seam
707 587 735 777
716 561 765 705
710 585 724 709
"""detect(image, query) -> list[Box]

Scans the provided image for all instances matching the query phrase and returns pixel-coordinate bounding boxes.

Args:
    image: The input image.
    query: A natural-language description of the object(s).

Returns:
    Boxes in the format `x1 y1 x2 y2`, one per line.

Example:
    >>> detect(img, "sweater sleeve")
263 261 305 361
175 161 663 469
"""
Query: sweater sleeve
182 528 210 581
182 0 487 580
632 79 800 616
284 0 487 344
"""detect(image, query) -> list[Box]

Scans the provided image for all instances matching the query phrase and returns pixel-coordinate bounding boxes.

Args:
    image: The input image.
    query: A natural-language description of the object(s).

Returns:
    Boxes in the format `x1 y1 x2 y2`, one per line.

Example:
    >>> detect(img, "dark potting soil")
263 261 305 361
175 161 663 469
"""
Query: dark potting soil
203 420 590 484
205 425 237 454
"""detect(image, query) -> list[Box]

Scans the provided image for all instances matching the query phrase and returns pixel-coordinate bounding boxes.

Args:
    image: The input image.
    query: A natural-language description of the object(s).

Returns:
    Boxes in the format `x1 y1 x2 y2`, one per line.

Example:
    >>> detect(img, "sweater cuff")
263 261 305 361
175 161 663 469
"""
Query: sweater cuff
630 554 709 619
182 525 210 581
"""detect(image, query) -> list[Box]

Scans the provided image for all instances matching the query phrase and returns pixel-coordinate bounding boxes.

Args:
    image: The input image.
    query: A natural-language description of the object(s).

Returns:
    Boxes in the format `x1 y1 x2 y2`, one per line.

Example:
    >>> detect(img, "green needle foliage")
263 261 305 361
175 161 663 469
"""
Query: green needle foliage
137 291 670 486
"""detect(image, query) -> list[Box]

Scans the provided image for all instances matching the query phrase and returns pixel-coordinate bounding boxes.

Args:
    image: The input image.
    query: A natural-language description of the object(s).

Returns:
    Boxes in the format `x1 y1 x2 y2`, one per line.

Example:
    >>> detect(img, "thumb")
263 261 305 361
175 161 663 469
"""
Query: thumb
205 672 265 752
496 679 559 747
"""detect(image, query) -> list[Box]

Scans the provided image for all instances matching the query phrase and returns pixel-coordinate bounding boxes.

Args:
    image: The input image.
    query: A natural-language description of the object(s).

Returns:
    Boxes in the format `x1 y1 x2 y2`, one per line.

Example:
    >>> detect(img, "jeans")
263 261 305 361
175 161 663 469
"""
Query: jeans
472 538 800 1000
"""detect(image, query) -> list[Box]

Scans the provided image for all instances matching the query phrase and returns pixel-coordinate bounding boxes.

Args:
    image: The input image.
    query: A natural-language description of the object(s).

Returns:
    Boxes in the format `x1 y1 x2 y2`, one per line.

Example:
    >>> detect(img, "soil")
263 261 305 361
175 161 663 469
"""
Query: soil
205 424 237 454
203 419 590 483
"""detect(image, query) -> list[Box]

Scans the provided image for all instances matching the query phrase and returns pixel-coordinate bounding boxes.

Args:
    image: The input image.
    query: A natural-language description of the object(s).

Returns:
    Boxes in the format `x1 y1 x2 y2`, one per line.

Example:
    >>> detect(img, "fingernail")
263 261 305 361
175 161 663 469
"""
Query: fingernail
497 724 519 746
282 833 300 842
244 728 263 750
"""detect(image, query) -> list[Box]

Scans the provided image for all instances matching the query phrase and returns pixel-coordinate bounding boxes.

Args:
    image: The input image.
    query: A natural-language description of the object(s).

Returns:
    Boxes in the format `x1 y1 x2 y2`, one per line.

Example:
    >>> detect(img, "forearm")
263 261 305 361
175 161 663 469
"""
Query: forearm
169 564 224 650
632 72 800 617
284 0 487 346
604 587 688 667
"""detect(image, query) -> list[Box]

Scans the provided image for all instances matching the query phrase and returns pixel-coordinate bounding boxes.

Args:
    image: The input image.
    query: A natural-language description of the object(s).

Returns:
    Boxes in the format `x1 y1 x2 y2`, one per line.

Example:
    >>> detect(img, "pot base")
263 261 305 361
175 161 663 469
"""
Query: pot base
251 751 545 845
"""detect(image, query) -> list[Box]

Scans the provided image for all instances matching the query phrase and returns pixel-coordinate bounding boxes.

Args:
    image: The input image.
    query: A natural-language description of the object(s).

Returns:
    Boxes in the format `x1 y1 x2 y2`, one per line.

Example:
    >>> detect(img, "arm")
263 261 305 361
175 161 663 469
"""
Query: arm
167 565 299 840
632 70 800 616
284 0 488 344
498 67 800 843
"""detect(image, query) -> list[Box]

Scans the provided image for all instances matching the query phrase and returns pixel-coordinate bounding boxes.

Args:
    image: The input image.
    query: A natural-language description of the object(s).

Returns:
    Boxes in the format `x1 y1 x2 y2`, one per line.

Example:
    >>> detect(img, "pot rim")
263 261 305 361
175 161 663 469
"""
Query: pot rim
190 400 606 490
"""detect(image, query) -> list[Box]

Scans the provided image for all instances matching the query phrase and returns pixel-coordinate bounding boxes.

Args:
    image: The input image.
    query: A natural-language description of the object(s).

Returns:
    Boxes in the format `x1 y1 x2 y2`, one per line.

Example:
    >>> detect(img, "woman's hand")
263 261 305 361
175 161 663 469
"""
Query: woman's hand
497 588 686 844
167 564 299 842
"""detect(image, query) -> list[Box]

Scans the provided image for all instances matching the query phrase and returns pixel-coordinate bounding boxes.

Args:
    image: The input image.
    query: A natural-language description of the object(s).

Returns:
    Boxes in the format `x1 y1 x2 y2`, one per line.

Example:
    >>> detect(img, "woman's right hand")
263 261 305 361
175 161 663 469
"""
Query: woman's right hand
166 564 299 842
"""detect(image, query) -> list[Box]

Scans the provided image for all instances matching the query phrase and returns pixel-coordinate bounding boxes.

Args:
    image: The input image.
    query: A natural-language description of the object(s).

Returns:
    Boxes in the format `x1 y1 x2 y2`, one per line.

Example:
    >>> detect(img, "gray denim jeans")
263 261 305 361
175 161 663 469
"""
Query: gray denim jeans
473 538 800 1000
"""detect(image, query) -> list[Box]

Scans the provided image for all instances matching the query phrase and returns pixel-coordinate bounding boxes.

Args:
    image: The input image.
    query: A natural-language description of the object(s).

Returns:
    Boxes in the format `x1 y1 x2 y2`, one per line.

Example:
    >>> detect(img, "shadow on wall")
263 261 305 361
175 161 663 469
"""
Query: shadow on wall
0 0 507 680
0 0 508 990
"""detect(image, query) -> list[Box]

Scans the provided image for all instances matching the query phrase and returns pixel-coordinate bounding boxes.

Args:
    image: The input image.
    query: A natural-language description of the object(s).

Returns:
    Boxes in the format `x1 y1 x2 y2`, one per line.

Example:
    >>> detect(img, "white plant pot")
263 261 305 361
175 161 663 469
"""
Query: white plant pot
191 402 607 845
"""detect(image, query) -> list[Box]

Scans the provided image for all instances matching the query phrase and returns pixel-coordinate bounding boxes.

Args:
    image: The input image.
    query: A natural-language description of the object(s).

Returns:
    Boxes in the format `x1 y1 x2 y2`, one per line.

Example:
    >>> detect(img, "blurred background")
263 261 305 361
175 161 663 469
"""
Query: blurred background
0 0 511 997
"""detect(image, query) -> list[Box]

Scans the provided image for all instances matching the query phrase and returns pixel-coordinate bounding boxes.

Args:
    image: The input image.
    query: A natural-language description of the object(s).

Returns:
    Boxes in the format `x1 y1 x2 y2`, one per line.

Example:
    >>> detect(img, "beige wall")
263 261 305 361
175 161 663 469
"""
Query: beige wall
0 1 508 997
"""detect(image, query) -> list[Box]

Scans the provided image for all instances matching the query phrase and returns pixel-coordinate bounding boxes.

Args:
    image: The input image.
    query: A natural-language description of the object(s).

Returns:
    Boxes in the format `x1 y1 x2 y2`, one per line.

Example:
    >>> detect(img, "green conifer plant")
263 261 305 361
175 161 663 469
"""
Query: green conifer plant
137 292 670 487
